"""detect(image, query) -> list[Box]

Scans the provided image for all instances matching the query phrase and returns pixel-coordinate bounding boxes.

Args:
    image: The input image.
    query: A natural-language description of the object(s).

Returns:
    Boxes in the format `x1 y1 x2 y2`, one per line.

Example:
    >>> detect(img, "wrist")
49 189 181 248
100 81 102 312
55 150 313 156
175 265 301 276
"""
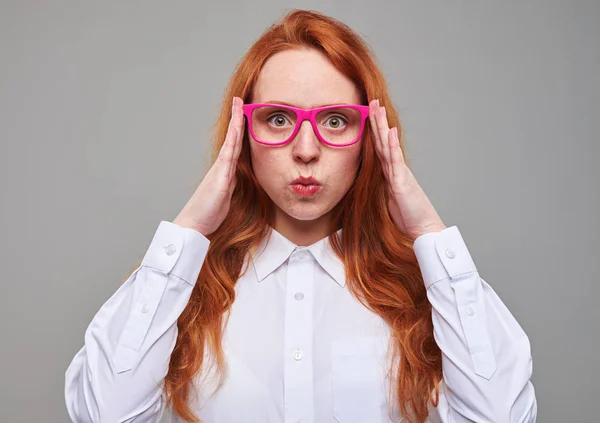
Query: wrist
173 217 207 236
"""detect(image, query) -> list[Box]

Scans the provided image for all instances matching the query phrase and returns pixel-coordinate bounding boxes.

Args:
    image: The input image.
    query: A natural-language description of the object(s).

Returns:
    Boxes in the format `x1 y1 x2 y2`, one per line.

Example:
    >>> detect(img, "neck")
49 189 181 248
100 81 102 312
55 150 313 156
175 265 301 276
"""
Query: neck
272 206 333 247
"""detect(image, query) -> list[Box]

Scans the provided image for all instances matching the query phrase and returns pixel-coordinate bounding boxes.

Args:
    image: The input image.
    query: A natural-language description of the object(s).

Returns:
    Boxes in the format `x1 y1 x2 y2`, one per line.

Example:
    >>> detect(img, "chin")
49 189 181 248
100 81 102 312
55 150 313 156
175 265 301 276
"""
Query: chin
278 201 332 222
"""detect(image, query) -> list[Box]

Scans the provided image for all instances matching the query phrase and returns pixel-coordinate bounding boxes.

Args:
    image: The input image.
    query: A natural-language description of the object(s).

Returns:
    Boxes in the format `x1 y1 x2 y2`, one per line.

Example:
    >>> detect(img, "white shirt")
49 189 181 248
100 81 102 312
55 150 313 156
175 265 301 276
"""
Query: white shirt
65 221 537 423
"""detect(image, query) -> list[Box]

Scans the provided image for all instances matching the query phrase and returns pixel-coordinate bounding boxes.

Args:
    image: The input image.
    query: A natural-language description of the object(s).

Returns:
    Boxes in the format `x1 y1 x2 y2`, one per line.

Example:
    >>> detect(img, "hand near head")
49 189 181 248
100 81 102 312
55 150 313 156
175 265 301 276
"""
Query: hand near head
369 99 446 240
173 97 245 236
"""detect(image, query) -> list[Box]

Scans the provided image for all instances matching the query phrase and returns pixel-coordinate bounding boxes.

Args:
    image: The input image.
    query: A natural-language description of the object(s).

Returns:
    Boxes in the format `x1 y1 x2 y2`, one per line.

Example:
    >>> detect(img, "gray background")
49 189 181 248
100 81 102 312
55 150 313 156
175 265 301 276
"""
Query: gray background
1 1 598 422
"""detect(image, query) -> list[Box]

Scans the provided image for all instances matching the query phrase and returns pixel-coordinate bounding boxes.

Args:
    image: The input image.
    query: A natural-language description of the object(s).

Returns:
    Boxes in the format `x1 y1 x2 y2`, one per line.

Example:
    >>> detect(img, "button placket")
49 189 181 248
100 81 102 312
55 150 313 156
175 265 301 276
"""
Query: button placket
450 273 496 379
293 349 304 360
116 221 189 373
283 251 315 421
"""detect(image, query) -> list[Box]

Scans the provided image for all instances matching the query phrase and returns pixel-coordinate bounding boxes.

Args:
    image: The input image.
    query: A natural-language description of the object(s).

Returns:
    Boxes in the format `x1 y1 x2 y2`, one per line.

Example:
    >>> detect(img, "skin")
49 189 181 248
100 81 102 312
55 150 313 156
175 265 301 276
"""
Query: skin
248 47 363 246
174 47 447 245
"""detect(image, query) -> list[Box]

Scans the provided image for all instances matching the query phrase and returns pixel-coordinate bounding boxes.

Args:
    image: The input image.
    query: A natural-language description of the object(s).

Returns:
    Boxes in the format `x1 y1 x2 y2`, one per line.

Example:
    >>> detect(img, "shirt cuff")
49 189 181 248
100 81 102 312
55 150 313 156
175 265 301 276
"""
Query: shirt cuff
141 220 210 285
413 225 478 289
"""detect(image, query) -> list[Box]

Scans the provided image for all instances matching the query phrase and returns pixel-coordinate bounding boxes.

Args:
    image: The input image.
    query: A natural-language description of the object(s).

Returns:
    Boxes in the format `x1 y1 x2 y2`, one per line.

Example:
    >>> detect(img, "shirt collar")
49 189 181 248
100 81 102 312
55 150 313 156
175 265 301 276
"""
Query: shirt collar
251 227 346 288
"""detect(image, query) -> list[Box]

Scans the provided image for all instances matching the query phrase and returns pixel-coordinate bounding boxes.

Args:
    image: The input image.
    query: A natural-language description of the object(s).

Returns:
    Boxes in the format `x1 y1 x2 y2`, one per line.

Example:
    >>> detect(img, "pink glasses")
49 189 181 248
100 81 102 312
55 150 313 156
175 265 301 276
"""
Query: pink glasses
242 103 370 147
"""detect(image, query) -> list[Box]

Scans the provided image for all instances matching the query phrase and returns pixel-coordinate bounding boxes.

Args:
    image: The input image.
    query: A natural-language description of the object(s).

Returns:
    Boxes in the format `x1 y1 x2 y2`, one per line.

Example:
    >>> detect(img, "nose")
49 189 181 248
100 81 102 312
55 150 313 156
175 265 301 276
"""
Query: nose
292 120 321 163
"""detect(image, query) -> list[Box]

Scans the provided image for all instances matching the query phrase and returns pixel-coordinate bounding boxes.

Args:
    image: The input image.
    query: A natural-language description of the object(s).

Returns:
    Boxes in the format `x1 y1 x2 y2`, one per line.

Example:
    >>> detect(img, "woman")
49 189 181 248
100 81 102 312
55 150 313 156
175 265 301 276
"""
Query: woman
65 9 537 423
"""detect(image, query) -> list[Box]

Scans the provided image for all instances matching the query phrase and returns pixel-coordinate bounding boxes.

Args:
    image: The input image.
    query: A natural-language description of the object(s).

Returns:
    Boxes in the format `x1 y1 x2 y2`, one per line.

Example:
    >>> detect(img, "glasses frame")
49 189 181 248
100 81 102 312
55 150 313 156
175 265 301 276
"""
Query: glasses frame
242 103 370 147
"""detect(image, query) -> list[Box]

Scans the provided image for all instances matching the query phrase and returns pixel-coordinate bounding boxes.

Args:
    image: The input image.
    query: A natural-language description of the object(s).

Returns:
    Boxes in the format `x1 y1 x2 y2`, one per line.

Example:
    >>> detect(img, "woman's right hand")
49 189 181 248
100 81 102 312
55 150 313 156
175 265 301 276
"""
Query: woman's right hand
173 96 245 236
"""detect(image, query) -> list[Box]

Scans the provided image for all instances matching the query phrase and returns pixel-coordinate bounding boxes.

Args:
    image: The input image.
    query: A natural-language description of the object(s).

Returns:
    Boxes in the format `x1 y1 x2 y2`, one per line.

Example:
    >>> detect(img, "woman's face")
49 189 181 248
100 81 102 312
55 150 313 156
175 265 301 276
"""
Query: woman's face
248 48 363 226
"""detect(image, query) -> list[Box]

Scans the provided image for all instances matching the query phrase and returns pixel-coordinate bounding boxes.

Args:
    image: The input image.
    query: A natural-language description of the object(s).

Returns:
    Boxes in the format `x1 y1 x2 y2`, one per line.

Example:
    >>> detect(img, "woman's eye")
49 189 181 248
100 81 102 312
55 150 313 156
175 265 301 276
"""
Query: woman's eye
268 114 291 127
324 116 347 129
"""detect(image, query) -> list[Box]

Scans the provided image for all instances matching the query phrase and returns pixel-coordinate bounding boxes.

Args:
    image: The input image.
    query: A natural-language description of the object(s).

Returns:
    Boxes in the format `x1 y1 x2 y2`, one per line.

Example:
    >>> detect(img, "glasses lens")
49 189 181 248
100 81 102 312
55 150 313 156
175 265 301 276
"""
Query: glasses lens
315 107 362 145
251 106 297 144
251 106 363 145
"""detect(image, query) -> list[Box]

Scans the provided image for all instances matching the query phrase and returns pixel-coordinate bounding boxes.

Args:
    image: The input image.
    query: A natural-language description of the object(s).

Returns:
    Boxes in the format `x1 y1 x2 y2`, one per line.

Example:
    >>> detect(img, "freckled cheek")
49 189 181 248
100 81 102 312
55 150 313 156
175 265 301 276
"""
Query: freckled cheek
330 168 355 191
251 150 288 185
328 152 361 184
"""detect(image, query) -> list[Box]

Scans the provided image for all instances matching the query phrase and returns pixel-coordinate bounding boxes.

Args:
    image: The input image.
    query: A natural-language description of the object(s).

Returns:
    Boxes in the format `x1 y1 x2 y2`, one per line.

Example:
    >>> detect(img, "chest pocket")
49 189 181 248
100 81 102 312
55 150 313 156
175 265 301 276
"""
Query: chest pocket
331 336 389 423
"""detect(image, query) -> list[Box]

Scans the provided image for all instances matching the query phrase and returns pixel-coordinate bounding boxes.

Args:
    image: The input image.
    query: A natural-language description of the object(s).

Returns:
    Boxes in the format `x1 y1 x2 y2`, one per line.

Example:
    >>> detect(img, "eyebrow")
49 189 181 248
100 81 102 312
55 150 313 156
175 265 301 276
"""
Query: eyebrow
263 100 347 108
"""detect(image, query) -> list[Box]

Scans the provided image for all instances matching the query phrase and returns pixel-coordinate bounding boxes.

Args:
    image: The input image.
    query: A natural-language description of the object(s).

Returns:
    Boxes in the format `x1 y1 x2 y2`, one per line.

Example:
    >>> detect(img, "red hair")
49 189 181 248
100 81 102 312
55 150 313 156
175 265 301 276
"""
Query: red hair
163 9 442 423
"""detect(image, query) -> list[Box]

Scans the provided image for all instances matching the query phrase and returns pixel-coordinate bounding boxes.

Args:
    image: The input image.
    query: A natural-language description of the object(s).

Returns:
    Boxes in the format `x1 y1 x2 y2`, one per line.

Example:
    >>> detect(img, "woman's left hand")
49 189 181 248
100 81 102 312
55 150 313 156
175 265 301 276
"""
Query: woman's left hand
369 99 447 242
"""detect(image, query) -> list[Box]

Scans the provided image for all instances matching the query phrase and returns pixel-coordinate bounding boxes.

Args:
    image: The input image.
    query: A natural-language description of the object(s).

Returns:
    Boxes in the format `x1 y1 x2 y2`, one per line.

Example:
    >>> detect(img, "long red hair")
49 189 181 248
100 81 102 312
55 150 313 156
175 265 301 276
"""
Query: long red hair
163 9 442 423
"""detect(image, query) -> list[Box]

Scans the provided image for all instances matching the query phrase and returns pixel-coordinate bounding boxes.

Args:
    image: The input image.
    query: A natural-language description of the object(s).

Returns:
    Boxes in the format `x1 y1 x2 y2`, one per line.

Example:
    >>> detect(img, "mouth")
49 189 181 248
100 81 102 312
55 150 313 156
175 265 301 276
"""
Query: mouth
292 176 321 186
290 176 322 197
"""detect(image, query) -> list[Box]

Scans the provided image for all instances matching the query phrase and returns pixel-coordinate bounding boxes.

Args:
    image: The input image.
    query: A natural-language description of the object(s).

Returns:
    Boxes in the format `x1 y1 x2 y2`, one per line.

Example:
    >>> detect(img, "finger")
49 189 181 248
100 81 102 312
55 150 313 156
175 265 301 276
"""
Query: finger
225 126 238 181
217 127 233 164
228 172 237 198
217 119 237 182
375 105 392 175
233 97 245 160
388 127 406 177
218 99 238 163
368 99 383 161
227 97 236 131
219 98 241 178
228 98 244 182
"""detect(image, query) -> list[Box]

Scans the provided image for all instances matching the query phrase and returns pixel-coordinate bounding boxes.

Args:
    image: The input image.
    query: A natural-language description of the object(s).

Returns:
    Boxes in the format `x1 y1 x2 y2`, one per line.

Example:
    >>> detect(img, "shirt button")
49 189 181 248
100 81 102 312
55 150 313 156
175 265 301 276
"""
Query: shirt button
294 292 304 300
295 249 309 260
466 306 475 316
141 303 150 313
445 247 456 259
164 244 177 256
293 349 304 361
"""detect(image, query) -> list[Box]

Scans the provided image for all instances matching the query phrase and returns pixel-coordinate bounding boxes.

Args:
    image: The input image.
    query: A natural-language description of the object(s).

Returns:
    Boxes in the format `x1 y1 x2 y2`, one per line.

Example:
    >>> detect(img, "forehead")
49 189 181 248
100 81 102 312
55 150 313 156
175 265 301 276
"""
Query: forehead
251 48 362 108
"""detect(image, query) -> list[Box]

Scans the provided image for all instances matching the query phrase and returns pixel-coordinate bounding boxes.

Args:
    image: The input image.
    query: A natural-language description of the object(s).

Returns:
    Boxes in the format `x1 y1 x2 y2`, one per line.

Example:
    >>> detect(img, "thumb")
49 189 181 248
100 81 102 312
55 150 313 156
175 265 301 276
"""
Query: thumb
229 175 238 197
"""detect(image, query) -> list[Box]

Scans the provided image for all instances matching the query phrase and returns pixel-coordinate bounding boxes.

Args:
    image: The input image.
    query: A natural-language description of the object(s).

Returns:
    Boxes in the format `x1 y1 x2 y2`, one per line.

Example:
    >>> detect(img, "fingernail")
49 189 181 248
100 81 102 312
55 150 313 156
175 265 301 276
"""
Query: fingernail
375 99 380 107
